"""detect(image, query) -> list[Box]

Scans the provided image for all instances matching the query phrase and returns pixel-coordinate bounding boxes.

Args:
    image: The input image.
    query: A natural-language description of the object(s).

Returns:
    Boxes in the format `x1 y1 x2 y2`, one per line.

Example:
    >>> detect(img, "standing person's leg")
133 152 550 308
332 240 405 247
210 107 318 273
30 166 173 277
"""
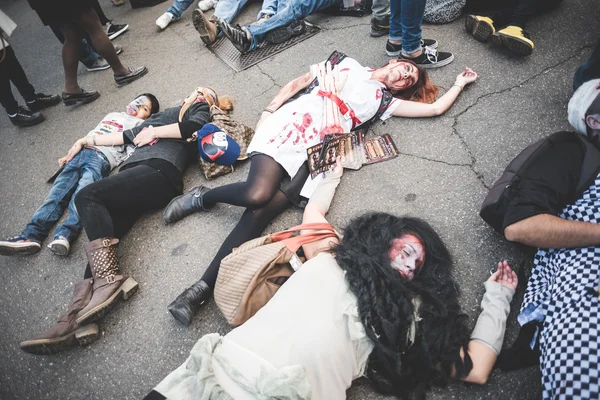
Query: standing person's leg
75 9 147 87
168 190 292 326
74 165 179 325
157 0 196 29
371 0 390 37
491 0 563 56
50 24 105 70
51 151 111 256
0 46 48 126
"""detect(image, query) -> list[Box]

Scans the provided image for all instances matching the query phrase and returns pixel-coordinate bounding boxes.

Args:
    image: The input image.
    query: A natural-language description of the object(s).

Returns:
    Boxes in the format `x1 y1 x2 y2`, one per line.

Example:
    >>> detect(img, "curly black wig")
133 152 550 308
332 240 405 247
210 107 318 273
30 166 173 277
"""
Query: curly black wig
333 212 473 399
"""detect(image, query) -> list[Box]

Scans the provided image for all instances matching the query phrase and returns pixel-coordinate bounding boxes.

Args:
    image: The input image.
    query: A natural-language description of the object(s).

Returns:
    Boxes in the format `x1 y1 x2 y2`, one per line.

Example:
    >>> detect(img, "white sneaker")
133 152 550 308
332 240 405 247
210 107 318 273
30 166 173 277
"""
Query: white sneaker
156 12 177 30
48 236 70 256
198 0 218 11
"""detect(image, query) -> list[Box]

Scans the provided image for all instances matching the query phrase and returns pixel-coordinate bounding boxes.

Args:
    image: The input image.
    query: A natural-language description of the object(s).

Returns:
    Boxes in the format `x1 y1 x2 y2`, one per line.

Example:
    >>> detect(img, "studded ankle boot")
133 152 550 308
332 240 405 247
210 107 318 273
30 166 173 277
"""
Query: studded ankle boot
167 280 212 326
76 238 138 326
21 279 99 355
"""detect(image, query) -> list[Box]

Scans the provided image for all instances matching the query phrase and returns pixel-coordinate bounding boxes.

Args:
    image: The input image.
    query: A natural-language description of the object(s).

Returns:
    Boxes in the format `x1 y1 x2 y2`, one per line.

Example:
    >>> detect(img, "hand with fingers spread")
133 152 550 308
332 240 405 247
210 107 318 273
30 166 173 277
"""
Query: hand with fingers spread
455 66 478 88
488 260 518 291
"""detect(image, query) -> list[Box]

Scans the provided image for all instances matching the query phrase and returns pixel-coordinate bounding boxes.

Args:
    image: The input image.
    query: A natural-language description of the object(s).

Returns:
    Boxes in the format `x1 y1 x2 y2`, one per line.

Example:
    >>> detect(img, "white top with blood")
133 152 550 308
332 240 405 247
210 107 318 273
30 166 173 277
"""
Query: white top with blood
247 57 401 198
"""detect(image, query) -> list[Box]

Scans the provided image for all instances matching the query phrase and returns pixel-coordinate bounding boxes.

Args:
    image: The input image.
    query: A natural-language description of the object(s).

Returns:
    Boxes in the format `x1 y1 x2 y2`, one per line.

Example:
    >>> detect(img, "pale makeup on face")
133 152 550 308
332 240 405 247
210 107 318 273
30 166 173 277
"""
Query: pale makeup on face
126 97 153 120
384 61 419 92
388 234 425 280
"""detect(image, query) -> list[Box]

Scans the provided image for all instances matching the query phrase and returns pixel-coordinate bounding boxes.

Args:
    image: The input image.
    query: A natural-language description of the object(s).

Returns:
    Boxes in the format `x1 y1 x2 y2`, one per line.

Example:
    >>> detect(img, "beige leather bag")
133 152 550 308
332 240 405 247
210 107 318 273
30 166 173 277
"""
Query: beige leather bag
215 223 338 326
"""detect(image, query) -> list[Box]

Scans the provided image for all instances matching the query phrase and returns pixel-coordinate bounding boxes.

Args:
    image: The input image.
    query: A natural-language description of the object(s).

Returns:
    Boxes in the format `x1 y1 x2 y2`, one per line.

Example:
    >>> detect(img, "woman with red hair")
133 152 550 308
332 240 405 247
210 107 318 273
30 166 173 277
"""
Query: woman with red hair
160 54 478 326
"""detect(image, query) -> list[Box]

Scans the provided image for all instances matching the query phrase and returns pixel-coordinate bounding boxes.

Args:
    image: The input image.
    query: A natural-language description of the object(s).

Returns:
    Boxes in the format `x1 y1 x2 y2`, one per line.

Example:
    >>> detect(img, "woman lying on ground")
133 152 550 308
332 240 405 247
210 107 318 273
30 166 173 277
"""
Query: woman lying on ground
20 87 233 355
145 160 518 400
161 53 478 327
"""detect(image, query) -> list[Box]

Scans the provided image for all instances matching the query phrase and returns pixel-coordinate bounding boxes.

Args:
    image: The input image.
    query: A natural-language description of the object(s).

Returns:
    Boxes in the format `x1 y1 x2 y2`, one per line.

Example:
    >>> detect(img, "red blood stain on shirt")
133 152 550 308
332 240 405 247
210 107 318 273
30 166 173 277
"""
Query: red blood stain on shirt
274 113 314 148
376 88 382 100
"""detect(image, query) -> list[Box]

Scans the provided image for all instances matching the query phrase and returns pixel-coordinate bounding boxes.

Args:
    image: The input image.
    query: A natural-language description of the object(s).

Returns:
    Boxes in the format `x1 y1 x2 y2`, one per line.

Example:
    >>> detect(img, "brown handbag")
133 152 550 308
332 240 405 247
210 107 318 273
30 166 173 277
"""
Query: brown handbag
215 223 338 326
199 105 255 180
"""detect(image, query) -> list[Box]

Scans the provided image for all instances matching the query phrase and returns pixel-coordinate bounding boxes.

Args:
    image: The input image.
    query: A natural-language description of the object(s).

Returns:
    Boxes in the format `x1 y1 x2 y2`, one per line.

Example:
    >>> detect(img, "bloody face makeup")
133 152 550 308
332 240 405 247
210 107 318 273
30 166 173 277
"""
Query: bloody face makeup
388 234 425 280
385 61 419 92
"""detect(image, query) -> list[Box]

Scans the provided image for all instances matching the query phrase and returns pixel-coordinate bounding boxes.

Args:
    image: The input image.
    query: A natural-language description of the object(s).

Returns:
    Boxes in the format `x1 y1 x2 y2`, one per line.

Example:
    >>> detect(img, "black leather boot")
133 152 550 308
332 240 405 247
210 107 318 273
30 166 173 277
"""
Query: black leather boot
168 280 212 326
163 186 212 225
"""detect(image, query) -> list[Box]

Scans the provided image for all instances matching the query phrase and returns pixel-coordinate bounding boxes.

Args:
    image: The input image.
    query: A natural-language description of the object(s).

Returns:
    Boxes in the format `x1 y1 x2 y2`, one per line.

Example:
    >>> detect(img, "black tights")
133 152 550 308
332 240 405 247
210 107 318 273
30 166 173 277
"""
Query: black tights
199 155 295 288
466 0 563 29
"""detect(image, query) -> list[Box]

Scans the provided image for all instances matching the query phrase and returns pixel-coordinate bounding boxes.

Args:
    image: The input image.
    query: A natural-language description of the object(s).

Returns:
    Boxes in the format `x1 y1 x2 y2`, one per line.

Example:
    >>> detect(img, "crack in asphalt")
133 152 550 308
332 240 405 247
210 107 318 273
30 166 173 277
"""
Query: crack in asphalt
397 151 472 167
255 64 282 97
449 42 595 191
320 23 371 31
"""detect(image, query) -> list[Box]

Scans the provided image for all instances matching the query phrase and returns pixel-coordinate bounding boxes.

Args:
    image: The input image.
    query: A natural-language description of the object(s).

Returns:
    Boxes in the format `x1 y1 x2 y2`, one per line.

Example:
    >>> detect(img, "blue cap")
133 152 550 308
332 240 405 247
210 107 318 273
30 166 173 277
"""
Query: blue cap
196 123 240 166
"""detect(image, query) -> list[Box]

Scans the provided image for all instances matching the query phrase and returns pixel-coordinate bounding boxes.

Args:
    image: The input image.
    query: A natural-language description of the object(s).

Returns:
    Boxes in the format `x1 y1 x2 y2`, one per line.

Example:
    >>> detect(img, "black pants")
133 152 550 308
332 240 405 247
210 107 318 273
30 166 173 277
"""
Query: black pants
0 46 36 115
75 164 179 277
466 0 563 29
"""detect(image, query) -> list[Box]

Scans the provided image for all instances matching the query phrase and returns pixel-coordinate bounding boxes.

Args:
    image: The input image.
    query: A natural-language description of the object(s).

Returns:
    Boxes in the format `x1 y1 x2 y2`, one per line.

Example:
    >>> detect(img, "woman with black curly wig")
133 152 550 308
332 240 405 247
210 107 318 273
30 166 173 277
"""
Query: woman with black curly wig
145 160 518 400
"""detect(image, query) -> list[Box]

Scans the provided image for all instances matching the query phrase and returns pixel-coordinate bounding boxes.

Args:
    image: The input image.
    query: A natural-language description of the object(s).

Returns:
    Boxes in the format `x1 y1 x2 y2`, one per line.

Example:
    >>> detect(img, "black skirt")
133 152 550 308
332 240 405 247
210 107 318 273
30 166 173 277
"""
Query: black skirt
28 0 95 26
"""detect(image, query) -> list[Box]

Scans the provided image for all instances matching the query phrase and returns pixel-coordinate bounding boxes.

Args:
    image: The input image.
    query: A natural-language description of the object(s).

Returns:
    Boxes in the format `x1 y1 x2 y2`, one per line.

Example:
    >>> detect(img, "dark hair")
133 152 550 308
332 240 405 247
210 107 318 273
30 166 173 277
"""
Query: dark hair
382 59 439 104
333 213 472 399
136 93 160 115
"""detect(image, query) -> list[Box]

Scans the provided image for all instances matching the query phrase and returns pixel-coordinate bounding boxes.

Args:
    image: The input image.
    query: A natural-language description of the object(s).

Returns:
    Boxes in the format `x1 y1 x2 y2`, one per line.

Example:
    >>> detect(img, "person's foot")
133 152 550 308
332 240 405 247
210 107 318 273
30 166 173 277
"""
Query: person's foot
163 185 212 225
168 280 212 326
0 236 41 256
104 22 129 40
370 15 389 37
198 0 218 12
7 107 45 128
398 46 454 69
26 93 61 112
264 20 306 45
491 26 534 56
114 66 148 87
156 12 178 30
48 236 70 256
86 58 110 72
465 15 495 42
217 18 251 54
192 9 219 46
62 89 101 106
385 38 438 57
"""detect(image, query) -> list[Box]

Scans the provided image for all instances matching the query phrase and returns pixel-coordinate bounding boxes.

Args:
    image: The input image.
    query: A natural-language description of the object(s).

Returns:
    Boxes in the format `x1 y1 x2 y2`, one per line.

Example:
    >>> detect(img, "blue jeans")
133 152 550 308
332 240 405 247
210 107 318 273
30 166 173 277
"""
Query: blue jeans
167 0 278 22
389 0 426 55
246 0 342 50
21 149 110 244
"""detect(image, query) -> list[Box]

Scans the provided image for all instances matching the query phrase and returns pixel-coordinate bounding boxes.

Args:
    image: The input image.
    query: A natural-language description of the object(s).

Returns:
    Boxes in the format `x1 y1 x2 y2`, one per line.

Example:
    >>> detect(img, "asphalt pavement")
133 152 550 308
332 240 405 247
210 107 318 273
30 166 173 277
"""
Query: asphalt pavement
0 0 598 398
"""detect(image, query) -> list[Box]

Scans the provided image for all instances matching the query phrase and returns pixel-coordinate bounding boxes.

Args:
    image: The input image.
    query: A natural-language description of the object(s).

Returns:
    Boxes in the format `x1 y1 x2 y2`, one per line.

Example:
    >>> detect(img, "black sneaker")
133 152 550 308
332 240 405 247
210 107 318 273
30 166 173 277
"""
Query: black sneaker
217 18 251 54
26 93 61 112
0 236 41 256
385 38 438 56
62 89 101 106
265 20 306 44
8 106 45 127
370 16 389 37
114 66 148 87
105 22 129 40
398 46 453 69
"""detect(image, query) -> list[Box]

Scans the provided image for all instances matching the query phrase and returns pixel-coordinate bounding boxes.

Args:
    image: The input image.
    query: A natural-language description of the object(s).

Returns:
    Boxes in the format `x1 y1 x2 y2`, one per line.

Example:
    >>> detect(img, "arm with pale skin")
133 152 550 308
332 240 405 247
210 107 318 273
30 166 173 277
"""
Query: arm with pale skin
392 68 478 118
504 213 600 248
256 71 314 129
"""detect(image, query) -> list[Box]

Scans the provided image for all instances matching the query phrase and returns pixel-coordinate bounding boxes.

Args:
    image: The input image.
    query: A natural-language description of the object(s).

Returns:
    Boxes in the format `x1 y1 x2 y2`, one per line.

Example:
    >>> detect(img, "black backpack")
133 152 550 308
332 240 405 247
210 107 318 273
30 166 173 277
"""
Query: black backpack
480 131 600 235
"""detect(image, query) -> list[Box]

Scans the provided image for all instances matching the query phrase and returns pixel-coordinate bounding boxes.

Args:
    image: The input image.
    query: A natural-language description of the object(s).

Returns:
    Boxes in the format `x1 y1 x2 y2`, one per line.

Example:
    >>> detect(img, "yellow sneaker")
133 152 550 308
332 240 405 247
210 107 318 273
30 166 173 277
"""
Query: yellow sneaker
491 25 535 56
465 15 495 42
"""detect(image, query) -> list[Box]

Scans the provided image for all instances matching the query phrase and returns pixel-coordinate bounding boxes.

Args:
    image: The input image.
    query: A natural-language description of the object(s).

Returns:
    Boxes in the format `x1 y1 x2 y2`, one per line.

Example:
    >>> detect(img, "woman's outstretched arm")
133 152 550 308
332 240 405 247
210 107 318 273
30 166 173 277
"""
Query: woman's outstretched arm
392 68 478 118
257 71 314 128
300 159 343 259
458 261 518 384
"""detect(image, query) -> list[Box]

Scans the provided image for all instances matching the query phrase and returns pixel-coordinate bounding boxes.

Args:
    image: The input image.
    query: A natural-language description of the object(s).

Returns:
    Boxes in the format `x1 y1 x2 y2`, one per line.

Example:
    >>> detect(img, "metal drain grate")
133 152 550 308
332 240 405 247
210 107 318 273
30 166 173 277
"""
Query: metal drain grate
208 23 321 72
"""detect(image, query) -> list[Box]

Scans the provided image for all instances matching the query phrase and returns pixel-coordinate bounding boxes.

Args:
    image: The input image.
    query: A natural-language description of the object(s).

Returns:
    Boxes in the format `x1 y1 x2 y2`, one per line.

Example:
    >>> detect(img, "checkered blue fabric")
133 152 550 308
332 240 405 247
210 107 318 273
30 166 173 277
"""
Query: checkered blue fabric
520 175 600 399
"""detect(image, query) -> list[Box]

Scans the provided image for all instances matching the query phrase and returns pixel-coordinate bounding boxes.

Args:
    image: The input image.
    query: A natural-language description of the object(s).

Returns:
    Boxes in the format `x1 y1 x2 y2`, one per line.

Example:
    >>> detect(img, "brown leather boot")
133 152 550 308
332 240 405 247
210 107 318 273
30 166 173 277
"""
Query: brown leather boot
192 9 219 45
21 279 99 355
76 238 138 326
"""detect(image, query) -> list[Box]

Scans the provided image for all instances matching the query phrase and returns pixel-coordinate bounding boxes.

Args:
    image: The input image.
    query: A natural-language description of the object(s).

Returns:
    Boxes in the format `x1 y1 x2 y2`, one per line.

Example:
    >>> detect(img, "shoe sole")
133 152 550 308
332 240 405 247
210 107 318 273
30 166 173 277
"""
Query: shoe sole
63 92 101 106
193 10 216 46
49 243 69 256
115 67 148 87
491 32 533 56
167 304 193 326
107 24 129 40
0 242 41 256
28 97 61 112
465 15 493 42
76 277 138 326
20 324 99 355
